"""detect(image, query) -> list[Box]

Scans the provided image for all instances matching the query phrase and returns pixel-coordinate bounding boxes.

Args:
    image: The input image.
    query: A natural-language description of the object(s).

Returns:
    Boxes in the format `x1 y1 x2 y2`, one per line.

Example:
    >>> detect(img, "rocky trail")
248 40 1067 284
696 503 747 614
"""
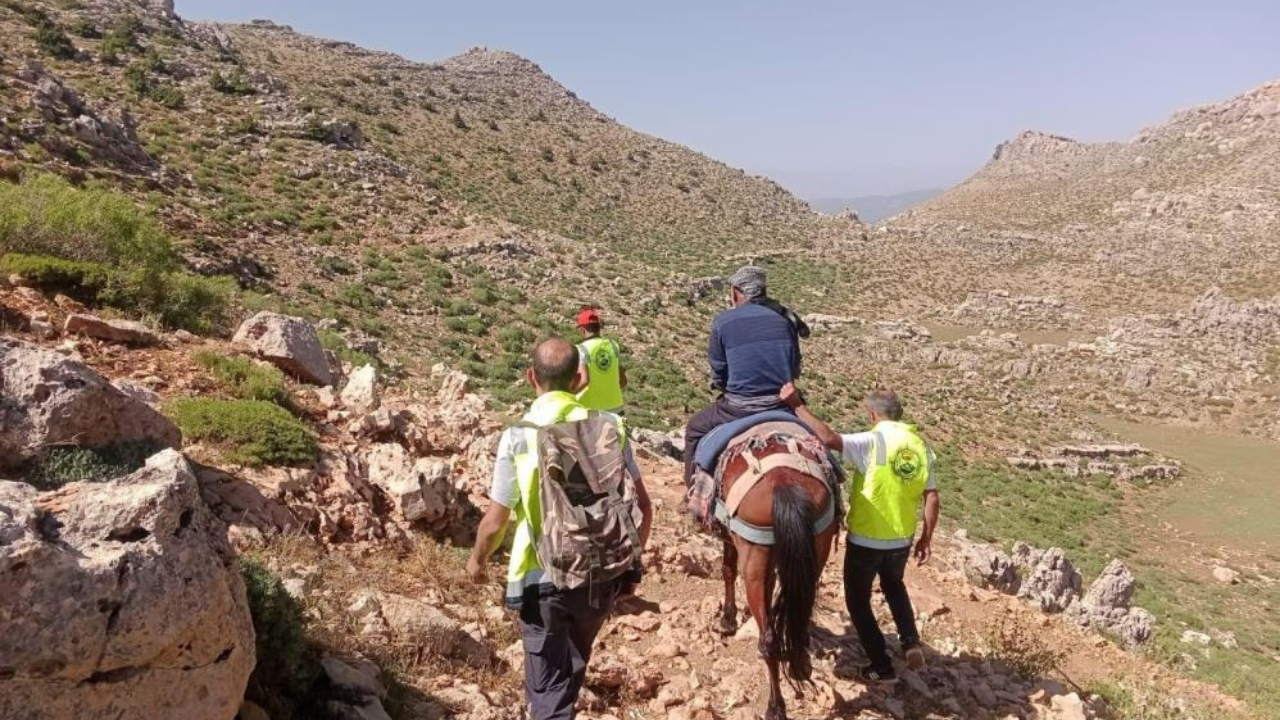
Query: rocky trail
539 454 1243 720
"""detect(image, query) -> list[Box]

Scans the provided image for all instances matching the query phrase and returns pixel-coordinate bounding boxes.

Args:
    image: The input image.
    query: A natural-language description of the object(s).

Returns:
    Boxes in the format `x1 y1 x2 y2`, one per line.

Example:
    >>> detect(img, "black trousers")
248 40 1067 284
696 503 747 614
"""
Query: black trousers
517 582 620 720
683 396 790 487
843 542 920 670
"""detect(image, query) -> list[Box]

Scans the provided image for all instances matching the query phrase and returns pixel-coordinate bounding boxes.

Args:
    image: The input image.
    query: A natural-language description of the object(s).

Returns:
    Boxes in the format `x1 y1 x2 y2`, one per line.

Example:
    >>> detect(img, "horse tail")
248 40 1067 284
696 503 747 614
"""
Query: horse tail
771 482 817 684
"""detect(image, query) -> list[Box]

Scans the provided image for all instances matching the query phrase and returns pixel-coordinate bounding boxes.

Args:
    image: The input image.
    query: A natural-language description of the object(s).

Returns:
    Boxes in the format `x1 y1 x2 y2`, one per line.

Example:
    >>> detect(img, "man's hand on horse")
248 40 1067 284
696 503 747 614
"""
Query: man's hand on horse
914 538 933 566
780 381 804 408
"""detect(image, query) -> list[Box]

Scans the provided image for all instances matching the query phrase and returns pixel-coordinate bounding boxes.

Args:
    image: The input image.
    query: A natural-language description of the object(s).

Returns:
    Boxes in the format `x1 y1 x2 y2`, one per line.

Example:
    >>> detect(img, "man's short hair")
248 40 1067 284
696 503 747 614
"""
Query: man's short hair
533 336 580 391
866 389 903 421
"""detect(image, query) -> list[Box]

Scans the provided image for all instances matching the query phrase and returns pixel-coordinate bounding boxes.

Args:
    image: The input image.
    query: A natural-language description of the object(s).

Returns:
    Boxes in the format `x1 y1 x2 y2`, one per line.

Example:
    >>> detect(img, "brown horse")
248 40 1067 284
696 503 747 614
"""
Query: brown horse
713 432 838 720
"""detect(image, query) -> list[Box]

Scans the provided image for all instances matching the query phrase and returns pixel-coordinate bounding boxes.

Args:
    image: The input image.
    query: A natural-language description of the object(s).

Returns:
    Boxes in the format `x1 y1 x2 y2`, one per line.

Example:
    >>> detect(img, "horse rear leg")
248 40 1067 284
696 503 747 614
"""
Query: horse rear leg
741 540 787 720
717 533 740 635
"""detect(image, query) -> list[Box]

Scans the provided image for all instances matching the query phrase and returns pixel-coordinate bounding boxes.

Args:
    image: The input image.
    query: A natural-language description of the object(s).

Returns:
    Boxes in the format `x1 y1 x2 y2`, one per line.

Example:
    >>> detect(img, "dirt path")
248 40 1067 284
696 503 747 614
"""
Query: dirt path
591 454 1248 720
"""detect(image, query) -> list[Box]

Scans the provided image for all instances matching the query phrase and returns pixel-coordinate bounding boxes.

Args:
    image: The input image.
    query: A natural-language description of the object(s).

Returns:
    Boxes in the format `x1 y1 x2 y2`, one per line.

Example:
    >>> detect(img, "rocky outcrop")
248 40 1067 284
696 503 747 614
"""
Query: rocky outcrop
1012 542 1082 613
0 337 180 470
959 541 1020 594
363 443 455 527
0 450 255 720
632 428 684 462
1066 560 1154 645
233 312 336 386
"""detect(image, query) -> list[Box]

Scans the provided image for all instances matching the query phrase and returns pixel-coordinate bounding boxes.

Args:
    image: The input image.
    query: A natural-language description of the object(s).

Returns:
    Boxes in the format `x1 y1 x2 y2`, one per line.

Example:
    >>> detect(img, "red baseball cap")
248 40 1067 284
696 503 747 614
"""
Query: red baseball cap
576 308 601 328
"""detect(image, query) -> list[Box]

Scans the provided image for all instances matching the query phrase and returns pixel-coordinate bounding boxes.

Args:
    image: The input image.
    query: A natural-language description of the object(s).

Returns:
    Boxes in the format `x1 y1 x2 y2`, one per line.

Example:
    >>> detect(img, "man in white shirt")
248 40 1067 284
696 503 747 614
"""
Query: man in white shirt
781 382 939 684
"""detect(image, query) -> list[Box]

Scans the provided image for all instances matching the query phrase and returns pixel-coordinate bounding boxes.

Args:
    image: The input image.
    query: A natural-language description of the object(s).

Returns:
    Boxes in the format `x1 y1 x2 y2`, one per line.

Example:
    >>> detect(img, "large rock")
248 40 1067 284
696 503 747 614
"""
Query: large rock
348 590 494 667
0 450 255 720
233 312 335 386
1067 560 1154 645
958 541 1020 594
1012 542 1081 613
341 364 380 413
64 314 161 346
363 443 454 526
0 337 181 470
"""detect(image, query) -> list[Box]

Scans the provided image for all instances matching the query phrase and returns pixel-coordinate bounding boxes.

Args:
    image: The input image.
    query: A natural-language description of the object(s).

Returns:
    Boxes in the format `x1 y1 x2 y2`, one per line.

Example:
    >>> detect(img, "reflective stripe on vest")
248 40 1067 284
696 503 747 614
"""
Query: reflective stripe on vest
505 391 627 605
847 421 931 545
575 337 624 412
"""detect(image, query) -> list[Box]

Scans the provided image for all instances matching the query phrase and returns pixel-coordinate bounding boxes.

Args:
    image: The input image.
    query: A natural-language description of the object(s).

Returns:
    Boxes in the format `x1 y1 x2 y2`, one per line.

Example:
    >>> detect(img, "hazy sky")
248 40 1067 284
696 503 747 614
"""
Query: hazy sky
176 0 1279 198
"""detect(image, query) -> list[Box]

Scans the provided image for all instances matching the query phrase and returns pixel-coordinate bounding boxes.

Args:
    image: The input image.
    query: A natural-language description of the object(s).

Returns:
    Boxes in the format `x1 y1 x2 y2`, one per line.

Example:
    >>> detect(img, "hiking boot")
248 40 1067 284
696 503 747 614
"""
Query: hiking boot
857 664 898 685
904 644 926 670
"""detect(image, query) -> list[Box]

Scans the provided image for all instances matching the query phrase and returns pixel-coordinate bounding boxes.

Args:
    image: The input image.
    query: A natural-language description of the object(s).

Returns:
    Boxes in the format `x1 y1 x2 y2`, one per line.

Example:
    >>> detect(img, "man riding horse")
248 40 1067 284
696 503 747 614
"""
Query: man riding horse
683 265 834 720
682 265 809 489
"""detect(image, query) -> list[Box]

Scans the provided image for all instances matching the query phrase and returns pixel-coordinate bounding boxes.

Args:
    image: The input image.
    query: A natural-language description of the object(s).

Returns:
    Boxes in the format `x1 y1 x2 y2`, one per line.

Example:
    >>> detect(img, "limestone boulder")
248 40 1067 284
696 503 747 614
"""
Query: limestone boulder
363 443 455 526
64 314 161 346
0 337 180 470
958 541 1020 594
348 590 494 667
1012 542 1081 613
341 364 380 413
1067 560 1154 645
0 450 255 720
233 312 335 386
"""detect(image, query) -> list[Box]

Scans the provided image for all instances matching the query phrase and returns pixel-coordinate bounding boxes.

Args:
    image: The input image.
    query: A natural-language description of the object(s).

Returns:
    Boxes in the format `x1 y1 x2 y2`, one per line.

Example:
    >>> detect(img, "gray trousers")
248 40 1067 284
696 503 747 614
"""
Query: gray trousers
517 582 621 720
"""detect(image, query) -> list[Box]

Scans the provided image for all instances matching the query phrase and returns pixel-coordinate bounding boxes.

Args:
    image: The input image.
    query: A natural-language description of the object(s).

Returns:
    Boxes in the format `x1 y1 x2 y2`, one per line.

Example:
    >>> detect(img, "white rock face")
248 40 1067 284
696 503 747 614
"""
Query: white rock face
363 443 454 524
0 337 180 470
341 364 380 413
0 450 255 720
233 311 335 386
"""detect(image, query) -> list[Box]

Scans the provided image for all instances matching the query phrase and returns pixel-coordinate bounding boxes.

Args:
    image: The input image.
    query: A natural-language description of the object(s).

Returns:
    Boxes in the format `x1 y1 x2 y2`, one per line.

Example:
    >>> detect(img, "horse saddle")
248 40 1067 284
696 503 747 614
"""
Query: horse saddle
717 421 833 517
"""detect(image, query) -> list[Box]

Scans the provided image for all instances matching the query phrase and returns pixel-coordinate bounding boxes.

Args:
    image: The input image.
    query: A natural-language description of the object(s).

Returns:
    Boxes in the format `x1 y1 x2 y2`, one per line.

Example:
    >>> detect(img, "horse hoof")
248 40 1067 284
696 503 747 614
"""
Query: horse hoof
714 616 738 637
763 707 787 720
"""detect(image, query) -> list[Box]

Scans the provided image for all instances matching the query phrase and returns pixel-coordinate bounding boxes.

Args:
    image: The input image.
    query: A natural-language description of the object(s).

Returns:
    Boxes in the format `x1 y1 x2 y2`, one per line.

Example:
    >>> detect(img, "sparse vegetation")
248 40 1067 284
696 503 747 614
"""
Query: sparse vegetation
239 555 322 708
209 69 256 95
23 440 166 490
193 351 291 406
168 398 317 467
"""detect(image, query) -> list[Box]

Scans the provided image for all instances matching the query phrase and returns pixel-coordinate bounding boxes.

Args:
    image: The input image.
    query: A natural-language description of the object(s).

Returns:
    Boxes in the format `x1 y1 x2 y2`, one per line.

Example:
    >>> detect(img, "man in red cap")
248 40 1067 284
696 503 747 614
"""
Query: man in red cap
573 307 627 413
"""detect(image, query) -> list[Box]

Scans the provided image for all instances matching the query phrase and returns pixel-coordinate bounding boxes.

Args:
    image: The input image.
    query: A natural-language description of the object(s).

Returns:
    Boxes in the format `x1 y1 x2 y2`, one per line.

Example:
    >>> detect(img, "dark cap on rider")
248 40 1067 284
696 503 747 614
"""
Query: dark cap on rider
730 266 766 299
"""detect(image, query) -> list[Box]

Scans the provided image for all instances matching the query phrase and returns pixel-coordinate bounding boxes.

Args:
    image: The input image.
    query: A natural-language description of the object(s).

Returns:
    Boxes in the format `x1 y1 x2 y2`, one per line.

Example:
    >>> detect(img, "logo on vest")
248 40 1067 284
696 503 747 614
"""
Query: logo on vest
594 348 612 371
890 447 923 483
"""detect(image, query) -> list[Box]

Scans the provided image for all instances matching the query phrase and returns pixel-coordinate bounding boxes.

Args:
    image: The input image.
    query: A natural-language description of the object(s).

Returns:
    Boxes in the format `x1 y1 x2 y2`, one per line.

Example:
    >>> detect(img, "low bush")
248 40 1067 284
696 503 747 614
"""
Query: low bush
193 351 290 406
23 440 166 490
209 69 256 95
239 555 320 702
0 173 234 334
168 398 316 467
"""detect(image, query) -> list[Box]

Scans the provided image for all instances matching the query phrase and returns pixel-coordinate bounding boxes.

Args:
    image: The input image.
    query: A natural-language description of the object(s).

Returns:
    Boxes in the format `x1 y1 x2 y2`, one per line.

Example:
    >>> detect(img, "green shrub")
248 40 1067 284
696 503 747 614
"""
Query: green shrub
209 69 256 95
168 398 316 467
193 351 290 405
0 172 176 267
0 254 109 296
319 329 375 368
239 555 320 699
24 440 165 490
451 110 467 130
33 19 76 59
149 272 234 335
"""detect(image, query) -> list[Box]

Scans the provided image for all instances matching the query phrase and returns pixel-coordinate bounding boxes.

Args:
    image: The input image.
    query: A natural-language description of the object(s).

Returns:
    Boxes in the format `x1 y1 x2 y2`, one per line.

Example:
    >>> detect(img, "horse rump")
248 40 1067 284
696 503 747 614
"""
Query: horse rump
770 482 817 684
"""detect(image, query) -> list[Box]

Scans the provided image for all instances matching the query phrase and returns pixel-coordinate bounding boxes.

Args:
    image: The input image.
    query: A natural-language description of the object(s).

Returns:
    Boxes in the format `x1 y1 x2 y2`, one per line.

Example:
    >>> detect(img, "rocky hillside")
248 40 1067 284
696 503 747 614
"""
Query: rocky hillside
901 82 1280 235
2 0 1278 718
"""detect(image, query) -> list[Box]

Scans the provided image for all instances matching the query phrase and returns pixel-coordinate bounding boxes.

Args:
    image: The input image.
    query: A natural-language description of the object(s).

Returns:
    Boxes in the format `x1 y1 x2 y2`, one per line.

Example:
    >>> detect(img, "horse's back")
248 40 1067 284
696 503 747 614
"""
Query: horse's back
721 441 831 528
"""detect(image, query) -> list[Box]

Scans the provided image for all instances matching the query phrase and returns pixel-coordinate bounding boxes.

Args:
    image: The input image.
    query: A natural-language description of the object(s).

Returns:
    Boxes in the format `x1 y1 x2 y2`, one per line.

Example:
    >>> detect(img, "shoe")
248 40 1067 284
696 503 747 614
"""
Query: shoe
904 644 926 670
857 664 898 685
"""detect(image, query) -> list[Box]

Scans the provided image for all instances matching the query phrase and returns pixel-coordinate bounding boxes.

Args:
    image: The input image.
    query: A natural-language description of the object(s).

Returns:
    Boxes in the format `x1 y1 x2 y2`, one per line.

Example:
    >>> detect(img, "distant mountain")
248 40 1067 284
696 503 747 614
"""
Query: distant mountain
810 188 943 223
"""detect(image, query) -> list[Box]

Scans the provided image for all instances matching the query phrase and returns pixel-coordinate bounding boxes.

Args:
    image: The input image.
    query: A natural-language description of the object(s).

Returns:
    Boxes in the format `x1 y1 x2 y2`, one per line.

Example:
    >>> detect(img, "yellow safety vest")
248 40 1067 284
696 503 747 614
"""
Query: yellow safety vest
505 391 627 606
847 421 932 546
575 337 624 412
